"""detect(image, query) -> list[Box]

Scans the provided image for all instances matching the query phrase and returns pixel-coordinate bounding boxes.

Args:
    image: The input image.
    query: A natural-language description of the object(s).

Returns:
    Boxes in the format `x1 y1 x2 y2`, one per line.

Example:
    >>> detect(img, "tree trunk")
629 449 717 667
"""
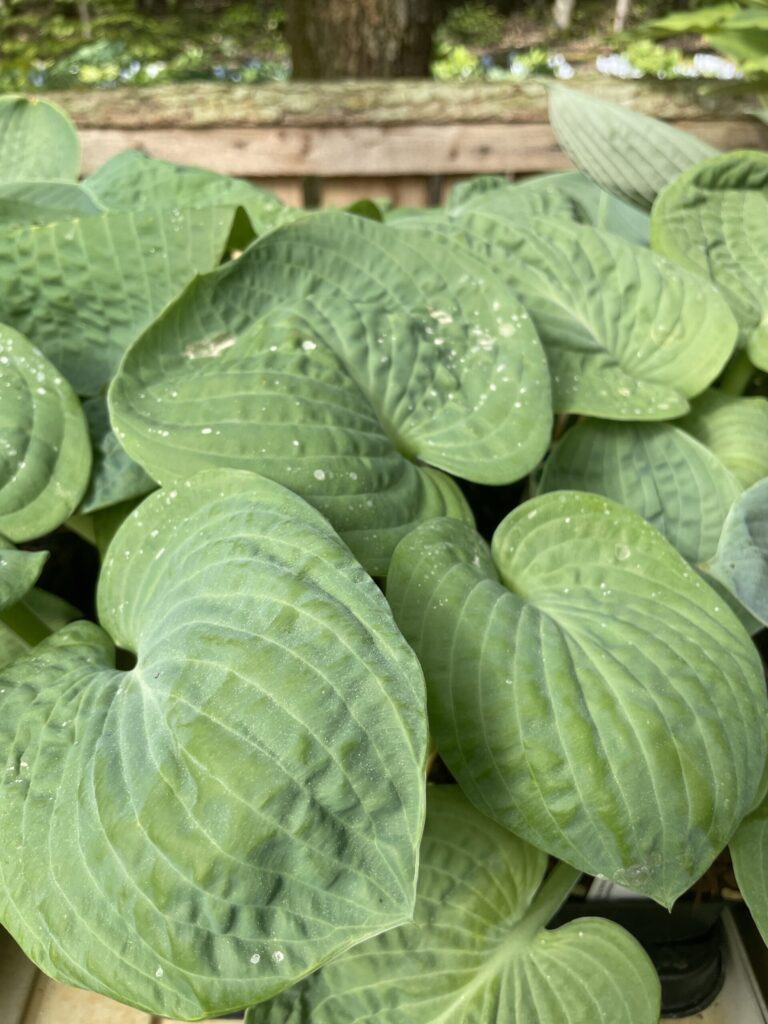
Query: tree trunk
552 0 575 31
286 0 444 80
613 0 632 32
77 0 92 39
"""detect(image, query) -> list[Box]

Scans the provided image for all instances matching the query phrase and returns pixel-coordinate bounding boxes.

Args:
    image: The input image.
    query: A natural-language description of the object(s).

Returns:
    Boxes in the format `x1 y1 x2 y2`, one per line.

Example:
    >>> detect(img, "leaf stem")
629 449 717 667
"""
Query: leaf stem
525 861 582 934
720 350 754 396
0 600 52 647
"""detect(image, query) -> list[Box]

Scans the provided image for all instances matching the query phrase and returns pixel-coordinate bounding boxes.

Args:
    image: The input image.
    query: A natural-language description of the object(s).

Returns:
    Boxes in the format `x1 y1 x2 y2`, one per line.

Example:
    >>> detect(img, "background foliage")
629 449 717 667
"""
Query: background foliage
0 0 753 91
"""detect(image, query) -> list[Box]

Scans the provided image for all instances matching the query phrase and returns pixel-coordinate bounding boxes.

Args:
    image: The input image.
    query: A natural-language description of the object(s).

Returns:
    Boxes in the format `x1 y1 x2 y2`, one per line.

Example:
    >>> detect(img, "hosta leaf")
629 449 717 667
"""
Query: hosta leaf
0 469 427 1020
85 150 294 235
110 211 551 575
0 205 235 395
651 151 768 369
447 174 508 207
79 395 156 514
548 85 717 209
0 181 103 229
732 794 768 946
539 420 742 562
0 623 28 671
523 171 650 245
438 212 737 418
0 96 79 183
0 325 91 542
0 538 46 610
454 171 651 245
387 492 768 905
449 175 583 221
705 478 768 625
681 389 768 489
0 587 80 670
247 787 661 1024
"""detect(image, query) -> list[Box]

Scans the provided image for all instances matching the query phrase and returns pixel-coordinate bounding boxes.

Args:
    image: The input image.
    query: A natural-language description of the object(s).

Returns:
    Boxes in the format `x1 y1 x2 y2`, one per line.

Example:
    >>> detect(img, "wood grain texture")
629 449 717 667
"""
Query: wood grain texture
77 120 766 180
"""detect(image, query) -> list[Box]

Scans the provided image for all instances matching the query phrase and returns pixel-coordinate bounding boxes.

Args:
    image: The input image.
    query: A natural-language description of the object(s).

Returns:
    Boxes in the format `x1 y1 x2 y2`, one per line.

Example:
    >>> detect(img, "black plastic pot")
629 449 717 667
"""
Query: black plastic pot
551 897 726 1017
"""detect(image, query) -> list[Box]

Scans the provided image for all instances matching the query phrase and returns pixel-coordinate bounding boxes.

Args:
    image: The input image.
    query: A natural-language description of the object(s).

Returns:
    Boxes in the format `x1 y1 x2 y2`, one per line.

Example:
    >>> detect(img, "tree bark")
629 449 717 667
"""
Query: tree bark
552 0 575 31
613 0 632 32
286 0 444 80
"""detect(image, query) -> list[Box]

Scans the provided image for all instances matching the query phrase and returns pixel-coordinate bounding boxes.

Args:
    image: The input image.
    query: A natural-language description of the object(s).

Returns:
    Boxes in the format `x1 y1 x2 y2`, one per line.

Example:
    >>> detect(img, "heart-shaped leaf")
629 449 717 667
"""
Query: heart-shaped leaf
110 211 552 575
0 469 427 1019
421 212 737 418
85 150 294 236
246 786 661 1024
0 325 91 541
705 477 768 625
386 492 768 905
548 85 717 209
0 181 103 229
0 206 236 395
79 395 156 514
651 151 768 369
0 96 80 182
539 420 742 562
681 389 768 489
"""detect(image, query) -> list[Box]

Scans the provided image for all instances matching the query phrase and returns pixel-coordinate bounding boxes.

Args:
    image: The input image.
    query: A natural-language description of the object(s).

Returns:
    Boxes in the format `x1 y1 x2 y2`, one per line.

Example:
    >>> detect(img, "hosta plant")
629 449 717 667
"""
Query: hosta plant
1 87 767 1023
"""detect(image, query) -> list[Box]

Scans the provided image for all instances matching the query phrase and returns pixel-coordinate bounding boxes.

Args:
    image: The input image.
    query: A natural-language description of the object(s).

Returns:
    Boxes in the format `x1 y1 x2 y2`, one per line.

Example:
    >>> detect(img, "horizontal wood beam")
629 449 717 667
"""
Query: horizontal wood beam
78 119 768 179
47 78 763 129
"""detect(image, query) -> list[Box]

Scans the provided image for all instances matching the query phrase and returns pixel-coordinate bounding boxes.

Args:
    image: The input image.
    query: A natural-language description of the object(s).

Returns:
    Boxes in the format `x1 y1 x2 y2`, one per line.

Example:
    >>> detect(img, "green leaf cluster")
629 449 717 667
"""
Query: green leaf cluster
1 87 768 1023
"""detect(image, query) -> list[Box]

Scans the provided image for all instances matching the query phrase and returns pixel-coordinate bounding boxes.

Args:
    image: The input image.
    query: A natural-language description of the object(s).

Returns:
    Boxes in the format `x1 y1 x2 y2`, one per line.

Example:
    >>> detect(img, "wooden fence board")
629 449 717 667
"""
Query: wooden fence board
77 119 767 183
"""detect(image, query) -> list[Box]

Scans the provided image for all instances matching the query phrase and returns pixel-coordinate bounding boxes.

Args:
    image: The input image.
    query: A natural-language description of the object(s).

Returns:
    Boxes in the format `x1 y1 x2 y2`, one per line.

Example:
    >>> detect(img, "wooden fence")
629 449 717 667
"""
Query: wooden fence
47 76 768 207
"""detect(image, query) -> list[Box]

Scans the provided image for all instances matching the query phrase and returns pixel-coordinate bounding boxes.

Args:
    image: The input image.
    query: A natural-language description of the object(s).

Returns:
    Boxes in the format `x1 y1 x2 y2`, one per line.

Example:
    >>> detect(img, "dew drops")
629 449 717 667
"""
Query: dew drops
301 340 316 351
250 953 261 965
201 427 212 435
155 967 163 978
271 951 285 964
614 543 631 561
313 469 326 481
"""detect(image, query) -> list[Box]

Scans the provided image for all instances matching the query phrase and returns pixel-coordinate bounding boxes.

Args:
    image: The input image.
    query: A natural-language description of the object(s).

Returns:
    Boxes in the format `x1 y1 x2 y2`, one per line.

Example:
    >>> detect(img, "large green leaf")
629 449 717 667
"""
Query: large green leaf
0 325 91 542
681 389 768 489
0 205 235 395
85 150 294 236
110 211 551 575
0 96 79 183
79 395 156 514
651 151 768 369
0 469 427 1020
539 420 742 562
247 787 661 1024
424 212 737 418
0 181 103 229
705 477 768 625
548 85 718 210
732 794 768 947
386 492 768 905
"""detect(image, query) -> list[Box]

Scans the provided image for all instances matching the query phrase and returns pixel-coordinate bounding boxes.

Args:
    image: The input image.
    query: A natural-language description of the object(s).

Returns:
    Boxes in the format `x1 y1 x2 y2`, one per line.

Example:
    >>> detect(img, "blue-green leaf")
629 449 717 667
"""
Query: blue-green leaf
0 469 427 1019
247 787 661 1024
387 492 768 905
